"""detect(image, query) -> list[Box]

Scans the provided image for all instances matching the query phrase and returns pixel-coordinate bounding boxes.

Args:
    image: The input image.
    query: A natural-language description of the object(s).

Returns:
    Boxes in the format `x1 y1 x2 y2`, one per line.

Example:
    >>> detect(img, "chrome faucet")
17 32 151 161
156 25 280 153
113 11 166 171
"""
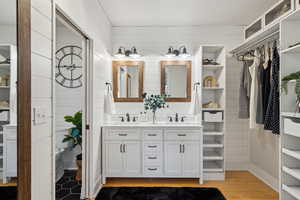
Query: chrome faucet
175 113 179 122
126 113 130 122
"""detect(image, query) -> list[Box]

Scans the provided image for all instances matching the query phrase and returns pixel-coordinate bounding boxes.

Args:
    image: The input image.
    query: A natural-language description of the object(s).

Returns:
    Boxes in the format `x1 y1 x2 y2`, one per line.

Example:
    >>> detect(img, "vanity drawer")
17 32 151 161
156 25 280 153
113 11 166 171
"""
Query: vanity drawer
284 118 300 137
143 142 161 154
144 166 162 176
144 154 161 165
165 130 200 141
105 129 140 140
143 129 163 141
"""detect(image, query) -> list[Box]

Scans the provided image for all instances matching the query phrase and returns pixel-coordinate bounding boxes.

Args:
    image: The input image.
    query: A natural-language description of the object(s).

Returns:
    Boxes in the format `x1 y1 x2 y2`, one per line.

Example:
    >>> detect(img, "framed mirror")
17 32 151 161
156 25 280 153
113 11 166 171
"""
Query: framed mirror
161 61 192 102
112 61 144 102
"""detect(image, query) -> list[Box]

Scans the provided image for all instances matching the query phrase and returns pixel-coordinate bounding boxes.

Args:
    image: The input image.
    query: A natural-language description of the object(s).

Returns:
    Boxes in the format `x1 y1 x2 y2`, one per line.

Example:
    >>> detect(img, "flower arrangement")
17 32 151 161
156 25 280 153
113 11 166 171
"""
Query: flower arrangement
282 71 300 112
142 93 168 123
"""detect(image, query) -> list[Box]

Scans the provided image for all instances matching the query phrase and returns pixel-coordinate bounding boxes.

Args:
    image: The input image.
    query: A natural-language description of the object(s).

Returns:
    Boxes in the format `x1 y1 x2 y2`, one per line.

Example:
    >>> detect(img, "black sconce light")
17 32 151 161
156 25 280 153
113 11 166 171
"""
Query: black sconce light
114 46 141 58
165 45 191 58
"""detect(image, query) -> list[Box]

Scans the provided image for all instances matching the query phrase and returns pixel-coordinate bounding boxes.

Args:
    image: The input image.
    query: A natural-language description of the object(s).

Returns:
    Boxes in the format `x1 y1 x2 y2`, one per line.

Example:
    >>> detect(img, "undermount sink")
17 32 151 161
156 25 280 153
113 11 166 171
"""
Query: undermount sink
104 121 202 127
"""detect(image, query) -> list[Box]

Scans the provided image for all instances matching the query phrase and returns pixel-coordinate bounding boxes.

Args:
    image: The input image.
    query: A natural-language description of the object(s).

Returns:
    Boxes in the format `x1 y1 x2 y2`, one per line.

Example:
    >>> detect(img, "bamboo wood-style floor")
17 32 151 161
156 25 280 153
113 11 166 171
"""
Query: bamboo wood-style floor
0 178 17 187
103 171 279 200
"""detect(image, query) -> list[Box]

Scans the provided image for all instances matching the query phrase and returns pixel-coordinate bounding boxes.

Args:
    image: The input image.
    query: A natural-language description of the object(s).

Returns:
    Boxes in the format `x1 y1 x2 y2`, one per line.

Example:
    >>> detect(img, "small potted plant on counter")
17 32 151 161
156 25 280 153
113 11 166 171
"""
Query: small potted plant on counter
62 111 82 181
143 93 168 123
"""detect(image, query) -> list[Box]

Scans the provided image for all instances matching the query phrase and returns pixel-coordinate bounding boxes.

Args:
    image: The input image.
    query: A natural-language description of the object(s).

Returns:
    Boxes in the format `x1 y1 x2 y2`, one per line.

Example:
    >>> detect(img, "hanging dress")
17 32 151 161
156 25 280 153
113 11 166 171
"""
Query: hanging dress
239 60 252 119
262 57 271 120
249 49 260 129
264 45 280 134
256 56 264 124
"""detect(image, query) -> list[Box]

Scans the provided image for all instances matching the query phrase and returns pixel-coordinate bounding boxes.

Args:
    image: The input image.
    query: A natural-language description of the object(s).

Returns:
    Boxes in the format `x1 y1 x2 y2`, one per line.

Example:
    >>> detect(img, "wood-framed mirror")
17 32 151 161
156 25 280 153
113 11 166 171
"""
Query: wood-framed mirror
112 61 144 102
161 60 192 102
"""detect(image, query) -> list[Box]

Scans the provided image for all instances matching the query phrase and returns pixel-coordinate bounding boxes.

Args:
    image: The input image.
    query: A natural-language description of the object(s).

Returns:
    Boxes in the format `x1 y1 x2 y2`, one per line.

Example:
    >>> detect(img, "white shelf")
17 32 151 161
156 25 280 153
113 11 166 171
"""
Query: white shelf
202 65 224 71
203 161 223 172
0 86 9 89
203 151 223 160
202 87 224 90
282 185 300 200
203 132 224 136
0 108 9 111
0 64 10 68
203 143 224 148
283 148 300 160
283 166 300 181
202 108 224 111
281 44 300 54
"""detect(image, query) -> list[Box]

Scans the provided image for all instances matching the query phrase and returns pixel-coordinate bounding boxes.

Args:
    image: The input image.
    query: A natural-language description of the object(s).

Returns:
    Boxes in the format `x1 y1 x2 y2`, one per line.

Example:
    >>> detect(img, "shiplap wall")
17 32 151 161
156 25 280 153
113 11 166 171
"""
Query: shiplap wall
31 0 112 199
55 26 82 169
31 0 53 199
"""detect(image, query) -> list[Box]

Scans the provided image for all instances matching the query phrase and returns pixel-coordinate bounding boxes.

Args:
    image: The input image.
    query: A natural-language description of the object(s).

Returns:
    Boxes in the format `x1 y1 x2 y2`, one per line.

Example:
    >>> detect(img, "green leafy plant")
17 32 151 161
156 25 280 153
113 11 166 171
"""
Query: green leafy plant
63 111 82 149
143 93 168 113
281 71 300 108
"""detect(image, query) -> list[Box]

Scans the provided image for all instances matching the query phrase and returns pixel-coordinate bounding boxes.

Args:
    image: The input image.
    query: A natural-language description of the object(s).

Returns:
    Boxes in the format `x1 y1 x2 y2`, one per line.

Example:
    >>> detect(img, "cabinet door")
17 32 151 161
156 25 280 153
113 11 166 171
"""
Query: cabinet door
123 141 141 176
182 142 200 177
164 142 182 176
105 141 123 176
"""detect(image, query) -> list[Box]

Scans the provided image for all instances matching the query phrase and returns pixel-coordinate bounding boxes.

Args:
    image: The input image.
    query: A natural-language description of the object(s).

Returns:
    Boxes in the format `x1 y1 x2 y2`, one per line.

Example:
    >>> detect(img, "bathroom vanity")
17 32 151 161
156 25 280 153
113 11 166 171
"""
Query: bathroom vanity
102 123 203 184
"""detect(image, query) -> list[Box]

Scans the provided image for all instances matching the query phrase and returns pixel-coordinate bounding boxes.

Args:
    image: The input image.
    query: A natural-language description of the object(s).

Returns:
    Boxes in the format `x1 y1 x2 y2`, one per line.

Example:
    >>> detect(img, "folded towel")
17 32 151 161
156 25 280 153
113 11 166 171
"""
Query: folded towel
104 88 116 114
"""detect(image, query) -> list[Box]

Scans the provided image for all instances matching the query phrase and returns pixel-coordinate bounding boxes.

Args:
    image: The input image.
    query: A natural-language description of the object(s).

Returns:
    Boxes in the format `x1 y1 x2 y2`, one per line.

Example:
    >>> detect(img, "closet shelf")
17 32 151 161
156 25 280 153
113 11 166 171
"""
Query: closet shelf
202 65 224 71
281 112 300 119
0 86 9 89
202 87 224 90
282 185 300 200
203 132 224 136
0 64 10 68
283 166 300 181
202 108 224 111
283 148 300 160
281 44 300 54
203 162 223 172
203 143 224 148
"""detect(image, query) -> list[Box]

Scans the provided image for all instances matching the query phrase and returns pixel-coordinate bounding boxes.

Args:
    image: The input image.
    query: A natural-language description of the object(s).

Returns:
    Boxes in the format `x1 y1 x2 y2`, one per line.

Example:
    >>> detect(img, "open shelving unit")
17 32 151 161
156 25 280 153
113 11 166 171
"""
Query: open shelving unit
196 45 226 180
280 8 300 200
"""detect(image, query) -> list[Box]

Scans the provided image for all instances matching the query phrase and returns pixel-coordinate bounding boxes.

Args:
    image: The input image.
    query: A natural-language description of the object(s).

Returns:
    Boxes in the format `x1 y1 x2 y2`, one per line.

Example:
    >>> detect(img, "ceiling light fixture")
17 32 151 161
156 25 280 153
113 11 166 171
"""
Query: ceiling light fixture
165 45 191 58
114 46 141 58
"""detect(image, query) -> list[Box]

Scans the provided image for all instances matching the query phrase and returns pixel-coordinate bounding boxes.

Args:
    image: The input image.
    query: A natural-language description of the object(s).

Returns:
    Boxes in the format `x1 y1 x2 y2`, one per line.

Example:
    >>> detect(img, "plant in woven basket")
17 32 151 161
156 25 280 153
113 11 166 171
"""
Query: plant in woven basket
281 71 300 112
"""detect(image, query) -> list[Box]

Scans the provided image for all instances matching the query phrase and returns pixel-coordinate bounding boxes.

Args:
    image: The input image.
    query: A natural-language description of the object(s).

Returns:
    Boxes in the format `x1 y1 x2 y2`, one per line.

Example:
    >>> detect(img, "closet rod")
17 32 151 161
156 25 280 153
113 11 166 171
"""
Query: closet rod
234 30 280 56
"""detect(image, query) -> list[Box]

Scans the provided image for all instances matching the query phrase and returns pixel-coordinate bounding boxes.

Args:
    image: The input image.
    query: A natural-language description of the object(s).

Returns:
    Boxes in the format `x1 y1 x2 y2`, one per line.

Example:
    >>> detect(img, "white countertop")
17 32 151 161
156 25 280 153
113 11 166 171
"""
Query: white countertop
103 122 202 128
281 112 300 119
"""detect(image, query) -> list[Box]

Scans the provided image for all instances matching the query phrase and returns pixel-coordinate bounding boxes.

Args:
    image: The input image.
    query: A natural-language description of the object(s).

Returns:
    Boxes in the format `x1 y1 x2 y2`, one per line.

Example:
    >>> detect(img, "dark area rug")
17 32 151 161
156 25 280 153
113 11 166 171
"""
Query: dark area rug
96 187 226 200
56 170 81 200
0 186 17 200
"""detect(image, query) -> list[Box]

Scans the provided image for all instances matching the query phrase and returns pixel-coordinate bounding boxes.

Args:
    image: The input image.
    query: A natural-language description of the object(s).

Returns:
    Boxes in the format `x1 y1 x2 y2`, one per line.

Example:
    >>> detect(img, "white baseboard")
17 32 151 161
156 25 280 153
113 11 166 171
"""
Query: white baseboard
248 163 279 192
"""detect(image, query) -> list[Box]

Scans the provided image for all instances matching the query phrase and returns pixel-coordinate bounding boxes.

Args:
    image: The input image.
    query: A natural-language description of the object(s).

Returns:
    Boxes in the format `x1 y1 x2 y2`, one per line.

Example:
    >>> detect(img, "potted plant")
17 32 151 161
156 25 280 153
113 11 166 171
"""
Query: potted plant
282 71 300 112
143 93 168 123
62 111 82 181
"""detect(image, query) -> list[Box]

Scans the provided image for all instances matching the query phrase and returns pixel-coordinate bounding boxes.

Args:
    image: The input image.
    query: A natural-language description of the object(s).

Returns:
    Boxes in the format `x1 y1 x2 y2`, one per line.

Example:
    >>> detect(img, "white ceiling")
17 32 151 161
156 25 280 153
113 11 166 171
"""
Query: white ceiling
99 0 278 26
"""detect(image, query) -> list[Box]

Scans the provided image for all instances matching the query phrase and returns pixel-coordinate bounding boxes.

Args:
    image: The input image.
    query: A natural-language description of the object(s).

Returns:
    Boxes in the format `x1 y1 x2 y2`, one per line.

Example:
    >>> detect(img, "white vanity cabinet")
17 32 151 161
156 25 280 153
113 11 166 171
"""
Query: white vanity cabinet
102 125 203 184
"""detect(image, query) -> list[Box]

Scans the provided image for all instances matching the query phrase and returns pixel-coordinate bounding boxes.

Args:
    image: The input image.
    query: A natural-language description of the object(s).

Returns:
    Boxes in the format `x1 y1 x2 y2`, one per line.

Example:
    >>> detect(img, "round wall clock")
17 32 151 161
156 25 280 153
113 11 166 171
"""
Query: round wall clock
56 45 83 88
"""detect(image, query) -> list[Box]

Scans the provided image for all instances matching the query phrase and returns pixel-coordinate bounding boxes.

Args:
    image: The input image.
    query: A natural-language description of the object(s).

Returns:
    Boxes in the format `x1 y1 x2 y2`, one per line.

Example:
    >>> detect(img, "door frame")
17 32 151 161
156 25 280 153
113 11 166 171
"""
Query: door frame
17 0 31 200
53 7 94 200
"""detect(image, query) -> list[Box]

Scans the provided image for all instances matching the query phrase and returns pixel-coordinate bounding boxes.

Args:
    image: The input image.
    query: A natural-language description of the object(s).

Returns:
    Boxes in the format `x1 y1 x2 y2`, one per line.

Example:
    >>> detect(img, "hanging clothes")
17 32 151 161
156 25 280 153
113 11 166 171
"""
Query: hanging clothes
262 49 272 121
239 60 252 119
249 49 260 129
264 45 280 134
256 55 264 124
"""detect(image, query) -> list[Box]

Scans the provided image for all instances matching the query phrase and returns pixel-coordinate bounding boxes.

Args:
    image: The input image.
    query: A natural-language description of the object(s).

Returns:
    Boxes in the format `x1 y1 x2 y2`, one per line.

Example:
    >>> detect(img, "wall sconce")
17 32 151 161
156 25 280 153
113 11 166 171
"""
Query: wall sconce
114 46 141 58
165 46 191 58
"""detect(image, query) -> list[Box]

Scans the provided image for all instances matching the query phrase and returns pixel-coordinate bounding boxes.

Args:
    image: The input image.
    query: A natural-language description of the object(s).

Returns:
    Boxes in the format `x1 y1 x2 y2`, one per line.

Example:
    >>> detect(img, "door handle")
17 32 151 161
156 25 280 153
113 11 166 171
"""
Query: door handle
148 156 157 160
179 144 182 153
148 168 157 171
183 144 185 153
148 145 157 148
120 144 123 153
148 134 157 136
118 133 128 136
177 134 186 137
123 144 126 153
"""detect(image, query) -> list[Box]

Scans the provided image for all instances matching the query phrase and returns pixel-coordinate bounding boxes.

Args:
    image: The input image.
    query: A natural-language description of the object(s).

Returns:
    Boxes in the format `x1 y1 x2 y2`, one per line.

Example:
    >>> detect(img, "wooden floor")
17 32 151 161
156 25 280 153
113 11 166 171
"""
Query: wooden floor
104 171 279 200
0 178 17 187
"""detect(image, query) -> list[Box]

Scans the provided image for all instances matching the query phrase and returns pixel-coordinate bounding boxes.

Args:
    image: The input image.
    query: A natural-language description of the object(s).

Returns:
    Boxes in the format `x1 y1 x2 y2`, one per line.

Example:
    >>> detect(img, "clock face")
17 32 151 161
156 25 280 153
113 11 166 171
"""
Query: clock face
56 45 83 88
